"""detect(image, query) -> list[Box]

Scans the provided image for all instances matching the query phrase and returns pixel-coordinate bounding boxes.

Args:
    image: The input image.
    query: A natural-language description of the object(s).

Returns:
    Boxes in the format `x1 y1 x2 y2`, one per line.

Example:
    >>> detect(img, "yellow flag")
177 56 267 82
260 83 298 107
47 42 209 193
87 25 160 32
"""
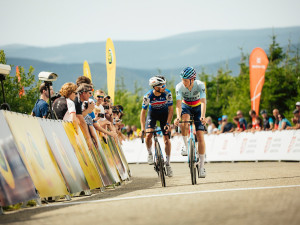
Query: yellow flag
83 60 92 83
106 38 116 104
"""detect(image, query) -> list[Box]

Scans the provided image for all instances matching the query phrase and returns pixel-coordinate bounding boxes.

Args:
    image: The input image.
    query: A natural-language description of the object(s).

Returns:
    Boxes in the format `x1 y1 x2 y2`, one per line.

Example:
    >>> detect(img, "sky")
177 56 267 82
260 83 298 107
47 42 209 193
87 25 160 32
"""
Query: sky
1 0 300 47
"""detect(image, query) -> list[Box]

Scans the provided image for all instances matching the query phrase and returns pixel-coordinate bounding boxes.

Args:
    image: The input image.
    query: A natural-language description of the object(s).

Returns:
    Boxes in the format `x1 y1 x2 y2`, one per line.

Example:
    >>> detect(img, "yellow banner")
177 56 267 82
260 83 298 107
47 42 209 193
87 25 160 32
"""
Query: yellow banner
83 60 93 83
63 122 103 189
98 132 120 183
3 111 68 198
106 38 116 104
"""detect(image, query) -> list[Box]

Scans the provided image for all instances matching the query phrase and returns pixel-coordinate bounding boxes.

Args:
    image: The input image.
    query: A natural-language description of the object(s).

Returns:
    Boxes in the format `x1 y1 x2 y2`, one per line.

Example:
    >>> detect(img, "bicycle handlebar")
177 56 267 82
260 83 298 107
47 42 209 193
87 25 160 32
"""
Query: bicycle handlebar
141 130 162 143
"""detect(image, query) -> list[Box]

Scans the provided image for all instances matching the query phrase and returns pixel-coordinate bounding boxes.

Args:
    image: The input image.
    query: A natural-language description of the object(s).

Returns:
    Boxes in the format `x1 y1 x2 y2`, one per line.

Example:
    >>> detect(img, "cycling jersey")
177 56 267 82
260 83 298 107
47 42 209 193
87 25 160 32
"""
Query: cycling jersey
175 80 206 107
142 89 173 112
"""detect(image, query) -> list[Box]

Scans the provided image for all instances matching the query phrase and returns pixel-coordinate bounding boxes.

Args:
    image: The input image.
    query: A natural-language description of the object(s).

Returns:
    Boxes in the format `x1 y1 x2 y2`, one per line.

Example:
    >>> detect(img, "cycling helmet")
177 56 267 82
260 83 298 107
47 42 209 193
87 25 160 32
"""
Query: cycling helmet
180 67 196 79
149 75 166 88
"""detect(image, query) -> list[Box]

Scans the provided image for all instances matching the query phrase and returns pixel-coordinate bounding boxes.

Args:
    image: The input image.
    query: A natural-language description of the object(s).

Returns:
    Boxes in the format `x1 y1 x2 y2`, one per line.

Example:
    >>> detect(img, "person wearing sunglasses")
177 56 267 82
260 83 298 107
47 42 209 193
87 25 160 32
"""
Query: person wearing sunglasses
140 75 174 177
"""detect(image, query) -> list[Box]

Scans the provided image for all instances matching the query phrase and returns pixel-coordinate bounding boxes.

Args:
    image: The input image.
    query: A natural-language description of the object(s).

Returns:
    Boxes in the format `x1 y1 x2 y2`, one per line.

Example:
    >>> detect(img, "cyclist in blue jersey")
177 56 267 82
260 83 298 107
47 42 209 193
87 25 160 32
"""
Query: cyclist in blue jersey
140 75 174 177
174 67 207 178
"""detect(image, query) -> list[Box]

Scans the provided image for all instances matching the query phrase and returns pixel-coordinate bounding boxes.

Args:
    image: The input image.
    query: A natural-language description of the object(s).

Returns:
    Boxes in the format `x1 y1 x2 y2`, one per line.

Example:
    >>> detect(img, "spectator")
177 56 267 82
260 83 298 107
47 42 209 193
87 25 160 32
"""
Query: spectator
278 114 292 130
206 116 216 134
217 117 222 131
288 109 300 130
236 110 247 131
273 109 280 130
74 83 94 149
131 125 141 139
296 102 300 111
255 116 262 131
94 90 113 130
53 82 79 128
220 115 234 133
233 116 242 132
260 109 274 130
126 125 133 139
31 83 54 118
249 110 257 129
103 95 113 123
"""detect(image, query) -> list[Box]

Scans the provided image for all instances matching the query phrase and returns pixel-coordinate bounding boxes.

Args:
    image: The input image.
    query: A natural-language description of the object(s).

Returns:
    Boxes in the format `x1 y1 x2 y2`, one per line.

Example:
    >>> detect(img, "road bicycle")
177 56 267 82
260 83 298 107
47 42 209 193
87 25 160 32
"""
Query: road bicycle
142 129 166 187
179 118 200 185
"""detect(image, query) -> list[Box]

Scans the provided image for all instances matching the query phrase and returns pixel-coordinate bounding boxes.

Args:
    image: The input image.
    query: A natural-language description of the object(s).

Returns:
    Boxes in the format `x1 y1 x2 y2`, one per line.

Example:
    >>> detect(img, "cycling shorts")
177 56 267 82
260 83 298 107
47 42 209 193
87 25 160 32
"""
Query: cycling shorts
181 103 205 131
146 110 169 135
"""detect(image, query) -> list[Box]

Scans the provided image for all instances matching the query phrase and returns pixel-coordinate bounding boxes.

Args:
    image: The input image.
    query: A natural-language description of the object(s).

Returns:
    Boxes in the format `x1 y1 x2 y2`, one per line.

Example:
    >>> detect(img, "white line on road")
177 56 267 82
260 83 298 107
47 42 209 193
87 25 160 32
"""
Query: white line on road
44 184 300 208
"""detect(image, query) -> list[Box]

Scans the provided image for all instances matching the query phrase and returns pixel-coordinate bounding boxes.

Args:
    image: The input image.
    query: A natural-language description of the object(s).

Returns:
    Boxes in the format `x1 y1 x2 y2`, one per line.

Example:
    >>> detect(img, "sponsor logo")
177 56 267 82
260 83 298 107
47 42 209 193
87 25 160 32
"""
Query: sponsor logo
108 49 113 64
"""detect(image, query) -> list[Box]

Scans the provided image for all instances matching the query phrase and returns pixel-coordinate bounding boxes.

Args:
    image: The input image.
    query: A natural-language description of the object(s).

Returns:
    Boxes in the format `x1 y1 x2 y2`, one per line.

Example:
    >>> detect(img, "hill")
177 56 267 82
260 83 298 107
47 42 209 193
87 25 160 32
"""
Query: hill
2 27 300 70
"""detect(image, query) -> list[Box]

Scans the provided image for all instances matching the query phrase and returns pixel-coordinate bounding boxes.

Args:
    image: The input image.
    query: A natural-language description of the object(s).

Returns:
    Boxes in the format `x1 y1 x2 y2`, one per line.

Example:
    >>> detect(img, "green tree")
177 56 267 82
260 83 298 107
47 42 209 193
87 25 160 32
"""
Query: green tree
0 50 40 113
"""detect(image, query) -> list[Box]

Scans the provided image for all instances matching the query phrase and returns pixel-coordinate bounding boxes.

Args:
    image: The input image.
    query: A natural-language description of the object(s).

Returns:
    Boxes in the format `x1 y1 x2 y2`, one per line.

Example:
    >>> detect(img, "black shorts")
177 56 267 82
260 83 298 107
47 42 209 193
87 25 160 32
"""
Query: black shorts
146 110 169 135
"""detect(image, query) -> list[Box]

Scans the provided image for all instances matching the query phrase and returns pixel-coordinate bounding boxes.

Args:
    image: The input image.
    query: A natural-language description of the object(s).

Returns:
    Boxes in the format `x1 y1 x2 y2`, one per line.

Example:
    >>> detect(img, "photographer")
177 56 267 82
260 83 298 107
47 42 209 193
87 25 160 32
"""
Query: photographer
31 83 54 118
112 105 127 142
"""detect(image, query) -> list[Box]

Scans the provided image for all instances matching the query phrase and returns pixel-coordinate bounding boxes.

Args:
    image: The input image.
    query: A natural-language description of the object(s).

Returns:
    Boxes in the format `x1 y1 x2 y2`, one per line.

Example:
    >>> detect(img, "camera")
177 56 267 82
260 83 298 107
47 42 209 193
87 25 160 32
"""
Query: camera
103 105 109 110
98 113 105 118
38 71 58 82
84 101 89 109
51 92 61 102
0 64 11 76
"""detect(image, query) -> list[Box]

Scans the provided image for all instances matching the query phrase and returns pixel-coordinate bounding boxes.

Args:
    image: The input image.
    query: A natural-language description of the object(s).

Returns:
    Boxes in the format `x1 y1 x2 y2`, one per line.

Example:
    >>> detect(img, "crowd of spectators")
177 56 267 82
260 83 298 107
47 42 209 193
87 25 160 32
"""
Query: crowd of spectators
205 102 300 134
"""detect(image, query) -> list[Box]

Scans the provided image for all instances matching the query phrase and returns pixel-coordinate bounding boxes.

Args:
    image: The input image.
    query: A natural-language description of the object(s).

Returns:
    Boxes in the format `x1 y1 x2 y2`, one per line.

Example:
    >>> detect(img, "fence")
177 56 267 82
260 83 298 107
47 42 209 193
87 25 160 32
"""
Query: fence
122 130 300 163
0 110 130 209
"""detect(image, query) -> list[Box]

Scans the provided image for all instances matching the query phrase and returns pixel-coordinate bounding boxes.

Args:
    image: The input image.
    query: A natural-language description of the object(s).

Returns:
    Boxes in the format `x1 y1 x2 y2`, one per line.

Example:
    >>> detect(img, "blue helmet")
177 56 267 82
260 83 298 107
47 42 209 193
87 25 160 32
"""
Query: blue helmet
180 67 196 79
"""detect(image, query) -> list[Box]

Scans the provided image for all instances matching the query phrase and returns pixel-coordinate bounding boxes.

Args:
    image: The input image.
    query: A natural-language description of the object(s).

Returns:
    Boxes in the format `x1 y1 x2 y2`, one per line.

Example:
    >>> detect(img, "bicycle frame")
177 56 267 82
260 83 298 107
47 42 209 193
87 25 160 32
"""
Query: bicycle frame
187 122 197 164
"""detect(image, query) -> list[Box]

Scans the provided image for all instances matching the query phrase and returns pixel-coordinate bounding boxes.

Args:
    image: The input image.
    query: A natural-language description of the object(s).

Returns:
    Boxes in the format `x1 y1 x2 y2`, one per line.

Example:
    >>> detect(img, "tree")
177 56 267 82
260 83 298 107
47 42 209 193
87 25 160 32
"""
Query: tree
0 50 40 114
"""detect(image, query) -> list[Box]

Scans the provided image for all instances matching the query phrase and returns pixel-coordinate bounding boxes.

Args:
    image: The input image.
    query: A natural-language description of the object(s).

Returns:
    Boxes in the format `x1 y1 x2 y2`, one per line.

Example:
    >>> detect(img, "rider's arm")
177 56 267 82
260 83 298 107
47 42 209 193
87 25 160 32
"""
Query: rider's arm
140 109 147 130
175 100 182 120
167 105 173 124
200 98 206 119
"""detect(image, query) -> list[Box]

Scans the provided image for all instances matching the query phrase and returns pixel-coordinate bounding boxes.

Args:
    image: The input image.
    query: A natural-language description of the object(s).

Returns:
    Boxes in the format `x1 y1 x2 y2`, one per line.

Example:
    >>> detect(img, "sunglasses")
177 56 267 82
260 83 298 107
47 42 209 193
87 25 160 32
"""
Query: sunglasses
97 95 104 98
155 84 166 88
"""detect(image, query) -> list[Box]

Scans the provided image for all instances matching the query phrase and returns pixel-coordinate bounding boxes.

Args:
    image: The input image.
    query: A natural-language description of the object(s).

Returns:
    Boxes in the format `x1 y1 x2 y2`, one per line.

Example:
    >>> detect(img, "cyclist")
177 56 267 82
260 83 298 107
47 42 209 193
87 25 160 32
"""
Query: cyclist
140 75 174 177
174 67 207 178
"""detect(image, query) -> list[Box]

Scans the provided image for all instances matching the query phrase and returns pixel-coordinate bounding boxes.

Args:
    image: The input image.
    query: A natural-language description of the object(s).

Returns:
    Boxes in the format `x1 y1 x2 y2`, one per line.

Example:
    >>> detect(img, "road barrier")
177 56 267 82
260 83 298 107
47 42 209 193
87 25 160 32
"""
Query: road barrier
0 110 130 208
122 130 300 163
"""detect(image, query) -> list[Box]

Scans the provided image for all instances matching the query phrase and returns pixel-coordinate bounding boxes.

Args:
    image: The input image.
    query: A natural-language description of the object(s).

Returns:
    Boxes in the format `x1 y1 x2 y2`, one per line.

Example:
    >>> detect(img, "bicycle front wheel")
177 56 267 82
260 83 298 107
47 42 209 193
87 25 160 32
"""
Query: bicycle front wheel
155 141 166 187
189 142 197 185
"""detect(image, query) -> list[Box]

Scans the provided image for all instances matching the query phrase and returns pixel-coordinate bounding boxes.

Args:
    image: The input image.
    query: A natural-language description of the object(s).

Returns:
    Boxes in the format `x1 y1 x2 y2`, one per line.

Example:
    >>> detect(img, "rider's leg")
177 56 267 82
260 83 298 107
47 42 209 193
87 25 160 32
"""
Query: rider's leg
196 130 205 168
181 113 190 150
163 135 171 165
145 131 153 154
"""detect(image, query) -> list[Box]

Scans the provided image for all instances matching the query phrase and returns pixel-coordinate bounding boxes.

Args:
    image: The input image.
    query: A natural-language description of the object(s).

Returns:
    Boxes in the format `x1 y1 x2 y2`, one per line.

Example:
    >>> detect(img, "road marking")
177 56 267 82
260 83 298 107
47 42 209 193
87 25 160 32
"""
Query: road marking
44 184 300 208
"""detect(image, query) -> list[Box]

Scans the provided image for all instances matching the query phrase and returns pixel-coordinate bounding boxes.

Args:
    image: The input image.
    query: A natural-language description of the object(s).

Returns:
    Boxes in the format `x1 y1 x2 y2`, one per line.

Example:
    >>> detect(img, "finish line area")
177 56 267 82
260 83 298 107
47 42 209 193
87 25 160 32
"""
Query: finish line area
1 162 300 225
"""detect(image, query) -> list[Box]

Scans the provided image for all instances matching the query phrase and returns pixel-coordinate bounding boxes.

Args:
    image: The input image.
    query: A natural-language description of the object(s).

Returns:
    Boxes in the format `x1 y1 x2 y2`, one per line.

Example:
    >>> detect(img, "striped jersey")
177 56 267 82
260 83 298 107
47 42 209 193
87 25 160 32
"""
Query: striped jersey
176 80 206 107
142 89 173 112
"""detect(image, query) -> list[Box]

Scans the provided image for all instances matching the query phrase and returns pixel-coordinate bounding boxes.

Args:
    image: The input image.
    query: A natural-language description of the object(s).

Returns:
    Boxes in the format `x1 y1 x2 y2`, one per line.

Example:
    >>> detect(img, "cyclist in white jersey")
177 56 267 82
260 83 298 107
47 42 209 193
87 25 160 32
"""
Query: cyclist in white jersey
174 67 207 178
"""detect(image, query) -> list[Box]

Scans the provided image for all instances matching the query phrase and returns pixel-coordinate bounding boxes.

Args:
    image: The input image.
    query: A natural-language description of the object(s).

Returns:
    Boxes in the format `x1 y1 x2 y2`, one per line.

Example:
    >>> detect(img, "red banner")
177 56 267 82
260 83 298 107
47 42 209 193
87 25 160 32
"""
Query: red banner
249 48 269 114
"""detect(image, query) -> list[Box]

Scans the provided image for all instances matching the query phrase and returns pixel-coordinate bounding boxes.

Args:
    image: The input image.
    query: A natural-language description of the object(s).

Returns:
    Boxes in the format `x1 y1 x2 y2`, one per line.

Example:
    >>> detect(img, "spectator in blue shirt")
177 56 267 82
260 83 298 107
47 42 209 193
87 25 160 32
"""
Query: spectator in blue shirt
31 83 54 118
260 109 274 130
278 114 292 130
217 117 222 131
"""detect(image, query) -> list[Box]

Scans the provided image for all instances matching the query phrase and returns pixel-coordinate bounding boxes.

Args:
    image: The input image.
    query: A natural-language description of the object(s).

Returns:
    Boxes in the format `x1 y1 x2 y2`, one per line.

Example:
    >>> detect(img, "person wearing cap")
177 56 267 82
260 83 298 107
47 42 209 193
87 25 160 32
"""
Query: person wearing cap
73 83 94 149
296 102 300 111
287 109 300 130
220 115 234 133
217 117 222 131
260 109 274 130
236 110 247 131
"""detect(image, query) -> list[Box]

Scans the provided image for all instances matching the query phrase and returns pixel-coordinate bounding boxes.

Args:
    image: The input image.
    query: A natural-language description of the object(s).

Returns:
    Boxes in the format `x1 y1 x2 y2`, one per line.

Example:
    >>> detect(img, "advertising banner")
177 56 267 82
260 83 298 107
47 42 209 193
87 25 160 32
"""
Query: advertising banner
16 66 25 98
107 137 129 180
89 126 115 186
113 139 131 177
98 133 121 183
83 60 93 83
63 122 103 189
0 111 37 206
249 47 269 114
106 38 116 104
39 120 89 193
3 111 68 198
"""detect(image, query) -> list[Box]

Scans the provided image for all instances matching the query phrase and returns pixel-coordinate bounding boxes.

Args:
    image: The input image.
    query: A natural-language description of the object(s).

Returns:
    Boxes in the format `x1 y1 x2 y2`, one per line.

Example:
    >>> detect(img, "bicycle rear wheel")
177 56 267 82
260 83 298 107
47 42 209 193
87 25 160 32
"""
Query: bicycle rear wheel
189 142 197 185
155 141 166 187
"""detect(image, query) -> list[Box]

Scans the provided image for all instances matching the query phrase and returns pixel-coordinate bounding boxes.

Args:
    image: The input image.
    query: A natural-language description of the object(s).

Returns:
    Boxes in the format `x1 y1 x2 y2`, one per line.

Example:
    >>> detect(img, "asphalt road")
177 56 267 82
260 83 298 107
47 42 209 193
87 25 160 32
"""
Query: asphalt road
1 162 300 225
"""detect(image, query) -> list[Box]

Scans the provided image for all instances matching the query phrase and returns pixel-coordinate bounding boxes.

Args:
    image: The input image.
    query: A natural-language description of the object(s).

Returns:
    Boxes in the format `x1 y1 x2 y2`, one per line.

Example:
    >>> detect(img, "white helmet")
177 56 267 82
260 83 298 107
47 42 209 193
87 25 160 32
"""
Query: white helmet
149 75 166 88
